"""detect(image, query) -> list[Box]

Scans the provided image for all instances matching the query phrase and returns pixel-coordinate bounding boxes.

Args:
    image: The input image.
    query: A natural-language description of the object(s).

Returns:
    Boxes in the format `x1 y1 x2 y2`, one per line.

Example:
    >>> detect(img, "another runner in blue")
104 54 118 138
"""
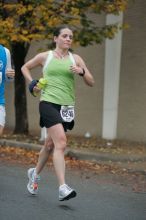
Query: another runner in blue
0 45 15 136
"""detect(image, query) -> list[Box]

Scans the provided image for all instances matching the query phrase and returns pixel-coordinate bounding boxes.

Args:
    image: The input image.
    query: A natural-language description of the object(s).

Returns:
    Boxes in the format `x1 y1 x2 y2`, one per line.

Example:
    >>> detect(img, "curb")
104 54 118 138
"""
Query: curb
0 139 41 151
1 139 146 163
66 149 146 163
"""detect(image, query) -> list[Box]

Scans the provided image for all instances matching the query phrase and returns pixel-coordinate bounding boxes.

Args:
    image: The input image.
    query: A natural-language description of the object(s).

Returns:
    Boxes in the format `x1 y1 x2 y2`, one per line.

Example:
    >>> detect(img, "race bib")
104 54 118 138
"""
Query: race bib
60 105 75 122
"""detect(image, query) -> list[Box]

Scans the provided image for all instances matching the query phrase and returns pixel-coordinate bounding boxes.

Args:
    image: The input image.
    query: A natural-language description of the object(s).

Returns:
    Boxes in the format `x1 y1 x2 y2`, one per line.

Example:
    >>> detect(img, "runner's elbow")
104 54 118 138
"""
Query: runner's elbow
86 78 95 87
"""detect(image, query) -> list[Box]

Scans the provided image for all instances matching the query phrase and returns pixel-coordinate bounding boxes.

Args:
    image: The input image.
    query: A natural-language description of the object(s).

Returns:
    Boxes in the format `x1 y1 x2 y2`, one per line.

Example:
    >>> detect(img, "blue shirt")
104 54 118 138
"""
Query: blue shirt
0 45 7 105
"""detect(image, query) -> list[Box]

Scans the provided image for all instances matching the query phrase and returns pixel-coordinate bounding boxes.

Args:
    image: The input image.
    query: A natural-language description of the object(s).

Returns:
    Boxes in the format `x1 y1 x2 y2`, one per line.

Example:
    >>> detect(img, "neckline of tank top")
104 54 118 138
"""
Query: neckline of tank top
53 50 69 59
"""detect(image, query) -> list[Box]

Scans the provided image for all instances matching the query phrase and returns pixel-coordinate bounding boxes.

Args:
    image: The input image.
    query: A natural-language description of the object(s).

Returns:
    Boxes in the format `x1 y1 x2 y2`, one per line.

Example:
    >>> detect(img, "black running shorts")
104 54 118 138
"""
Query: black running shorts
39 101 74 132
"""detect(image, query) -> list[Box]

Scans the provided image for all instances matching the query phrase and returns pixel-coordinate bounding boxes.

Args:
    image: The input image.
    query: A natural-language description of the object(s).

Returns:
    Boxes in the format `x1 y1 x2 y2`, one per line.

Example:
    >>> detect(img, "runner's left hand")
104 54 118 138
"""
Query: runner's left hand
70 65 83 75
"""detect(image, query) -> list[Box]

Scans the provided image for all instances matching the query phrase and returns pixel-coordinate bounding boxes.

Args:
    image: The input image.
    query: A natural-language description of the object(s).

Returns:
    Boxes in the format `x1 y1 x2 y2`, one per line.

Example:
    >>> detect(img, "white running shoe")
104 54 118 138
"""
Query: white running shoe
27 168 40 195
59 184 77 201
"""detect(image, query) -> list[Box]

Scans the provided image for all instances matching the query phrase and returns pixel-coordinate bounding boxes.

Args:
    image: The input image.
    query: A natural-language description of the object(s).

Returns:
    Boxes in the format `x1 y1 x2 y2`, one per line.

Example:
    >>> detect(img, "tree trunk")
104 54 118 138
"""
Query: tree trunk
11 43 29 134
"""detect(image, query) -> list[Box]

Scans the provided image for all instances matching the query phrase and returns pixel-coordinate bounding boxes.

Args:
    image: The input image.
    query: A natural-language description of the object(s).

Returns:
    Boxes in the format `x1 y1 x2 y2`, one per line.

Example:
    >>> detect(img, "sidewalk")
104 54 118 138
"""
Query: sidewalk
1 138 146 173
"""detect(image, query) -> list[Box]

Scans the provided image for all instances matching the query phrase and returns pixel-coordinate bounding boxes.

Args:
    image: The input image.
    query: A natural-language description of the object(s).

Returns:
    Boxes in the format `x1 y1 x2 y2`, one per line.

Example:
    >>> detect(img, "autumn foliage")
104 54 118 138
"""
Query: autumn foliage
0 0 129 134
0 0 128 47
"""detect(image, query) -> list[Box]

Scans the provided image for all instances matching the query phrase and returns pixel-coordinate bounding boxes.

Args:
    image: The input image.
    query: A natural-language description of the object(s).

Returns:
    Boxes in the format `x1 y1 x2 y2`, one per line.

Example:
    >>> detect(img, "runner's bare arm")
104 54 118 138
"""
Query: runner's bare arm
21 52 47 83
71 54 94 87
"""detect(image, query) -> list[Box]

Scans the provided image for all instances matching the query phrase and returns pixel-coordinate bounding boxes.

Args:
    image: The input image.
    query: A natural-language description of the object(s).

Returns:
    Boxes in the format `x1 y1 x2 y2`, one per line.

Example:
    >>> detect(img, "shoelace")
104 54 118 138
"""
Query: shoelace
31 172 40 190
32 171 40 184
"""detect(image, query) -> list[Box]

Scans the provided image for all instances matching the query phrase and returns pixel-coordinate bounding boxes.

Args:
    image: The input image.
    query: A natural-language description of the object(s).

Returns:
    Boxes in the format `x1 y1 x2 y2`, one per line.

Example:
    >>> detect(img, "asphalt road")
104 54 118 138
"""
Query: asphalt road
0 161 146 220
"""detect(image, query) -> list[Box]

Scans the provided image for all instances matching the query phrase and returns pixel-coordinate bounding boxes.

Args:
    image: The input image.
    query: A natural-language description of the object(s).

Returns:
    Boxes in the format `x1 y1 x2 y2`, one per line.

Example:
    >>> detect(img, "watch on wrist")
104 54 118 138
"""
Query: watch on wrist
79 68 85 77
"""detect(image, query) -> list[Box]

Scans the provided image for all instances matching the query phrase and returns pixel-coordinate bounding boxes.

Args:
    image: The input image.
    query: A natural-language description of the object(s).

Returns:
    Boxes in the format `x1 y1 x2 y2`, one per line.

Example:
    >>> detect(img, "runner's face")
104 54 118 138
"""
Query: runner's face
54 28 73 49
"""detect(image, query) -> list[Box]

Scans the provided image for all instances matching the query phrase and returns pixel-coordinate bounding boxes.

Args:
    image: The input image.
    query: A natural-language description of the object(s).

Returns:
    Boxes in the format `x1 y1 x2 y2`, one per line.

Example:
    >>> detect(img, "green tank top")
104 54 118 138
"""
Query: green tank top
40 53 75 105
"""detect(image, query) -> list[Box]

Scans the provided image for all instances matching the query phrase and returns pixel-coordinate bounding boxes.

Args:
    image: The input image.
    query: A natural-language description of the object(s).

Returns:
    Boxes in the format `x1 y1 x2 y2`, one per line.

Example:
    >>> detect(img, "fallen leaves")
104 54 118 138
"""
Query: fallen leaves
2 133 146 155
0 145 129 175
0 146 37 165
1 132 146 193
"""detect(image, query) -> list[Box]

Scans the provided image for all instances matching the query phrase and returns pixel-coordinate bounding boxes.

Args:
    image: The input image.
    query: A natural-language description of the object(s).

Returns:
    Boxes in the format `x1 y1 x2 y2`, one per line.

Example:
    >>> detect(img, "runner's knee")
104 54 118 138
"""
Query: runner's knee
55 135 67 151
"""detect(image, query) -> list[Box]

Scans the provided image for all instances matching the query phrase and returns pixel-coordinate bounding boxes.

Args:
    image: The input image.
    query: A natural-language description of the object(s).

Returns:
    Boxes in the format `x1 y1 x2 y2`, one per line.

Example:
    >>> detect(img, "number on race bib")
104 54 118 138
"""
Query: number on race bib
60 106 75 122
